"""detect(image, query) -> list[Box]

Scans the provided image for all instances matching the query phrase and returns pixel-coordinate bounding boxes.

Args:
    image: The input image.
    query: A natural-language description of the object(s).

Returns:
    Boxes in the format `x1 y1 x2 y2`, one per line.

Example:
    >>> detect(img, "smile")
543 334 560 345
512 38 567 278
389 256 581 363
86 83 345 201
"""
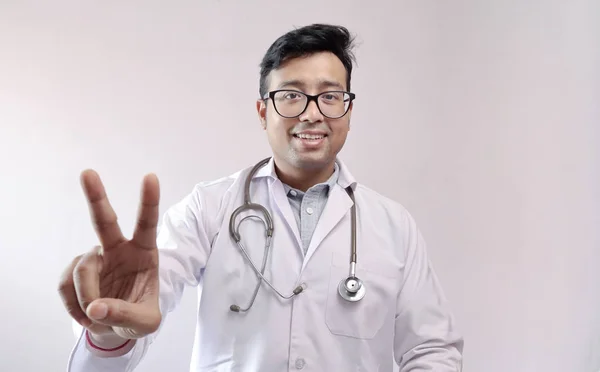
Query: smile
293 133 327 140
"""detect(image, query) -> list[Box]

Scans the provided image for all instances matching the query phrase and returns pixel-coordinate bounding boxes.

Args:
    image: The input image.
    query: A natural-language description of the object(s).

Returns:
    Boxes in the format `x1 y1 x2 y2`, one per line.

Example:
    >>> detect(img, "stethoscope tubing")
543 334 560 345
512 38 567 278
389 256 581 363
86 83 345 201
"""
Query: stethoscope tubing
228 157 364 313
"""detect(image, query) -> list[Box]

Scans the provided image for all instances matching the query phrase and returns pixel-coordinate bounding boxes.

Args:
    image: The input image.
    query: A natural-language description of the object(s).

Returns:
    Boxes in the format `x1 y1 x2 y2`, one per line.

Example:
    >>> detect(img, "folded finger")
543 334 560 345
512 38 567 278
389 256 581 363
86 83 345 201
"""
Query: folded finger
73 247 103 315
58 255 91 327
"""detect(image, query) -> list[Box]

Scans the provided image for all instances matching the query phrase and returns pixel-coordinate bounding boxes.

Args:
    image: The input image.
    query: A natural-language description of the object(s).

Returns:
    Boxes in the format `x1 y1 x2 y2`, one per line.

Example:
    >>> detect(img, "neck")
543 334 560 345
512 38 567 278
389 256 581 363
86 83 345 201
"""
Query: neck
274 159 336 192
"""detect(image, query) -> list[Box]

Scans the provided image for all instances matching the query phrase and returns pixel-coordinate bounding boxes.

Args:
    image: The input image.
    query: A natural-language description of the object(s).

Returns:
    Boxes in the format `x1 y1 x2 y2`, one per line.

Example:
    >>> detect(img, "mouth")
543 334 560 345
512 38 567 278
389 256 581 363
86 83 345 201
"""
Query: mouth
293 133 328 140
292 132 328 149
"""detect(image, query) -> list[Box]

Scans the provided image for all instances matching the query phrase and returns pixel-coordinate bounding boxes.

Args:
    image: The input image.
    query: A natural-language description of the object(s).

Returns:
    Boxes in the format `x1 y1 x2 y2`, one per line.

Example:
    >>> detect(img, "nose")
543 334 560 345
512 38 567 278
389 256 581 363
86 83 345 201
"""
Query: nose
299 100 324 123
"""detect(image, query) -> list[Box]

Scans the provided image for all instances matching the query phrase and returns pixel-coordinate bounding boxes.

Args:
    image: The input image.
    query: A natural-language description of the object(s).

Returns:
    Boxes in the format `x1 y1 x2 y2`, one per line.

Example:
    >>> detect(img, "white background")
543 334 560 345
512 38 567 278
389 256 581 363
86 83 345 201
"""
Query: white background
1 1 598 371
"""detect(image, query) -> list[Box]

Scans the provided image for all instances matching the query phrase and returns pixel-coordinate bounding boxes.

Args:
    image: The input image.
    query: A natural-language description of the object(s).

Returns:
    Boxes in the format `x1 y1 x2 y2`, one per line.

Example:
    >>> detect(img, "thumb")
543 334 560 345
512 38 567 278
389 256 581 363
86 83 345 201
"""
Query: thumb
87 298 161 338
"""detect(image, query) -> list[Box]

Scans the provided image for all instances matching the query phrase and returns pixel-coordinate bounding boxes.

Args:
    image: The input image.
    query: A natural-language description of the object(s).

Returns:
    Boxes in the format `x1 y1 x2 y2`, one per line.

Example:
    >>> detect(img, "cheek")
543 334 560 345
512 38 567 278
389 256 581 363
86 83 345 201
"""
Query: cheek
265 119 293 145
331 121 350 138
267 115 294 134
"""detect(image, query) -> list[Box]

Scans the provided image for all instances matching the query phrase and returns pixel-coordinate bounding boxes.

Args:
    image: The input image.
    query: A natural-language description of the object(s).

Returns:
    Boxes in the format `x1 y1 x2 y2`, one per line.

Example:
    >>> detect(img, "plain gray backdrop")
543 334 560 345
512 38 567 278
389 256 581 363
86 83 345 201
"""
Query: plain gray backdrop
1 1 599 371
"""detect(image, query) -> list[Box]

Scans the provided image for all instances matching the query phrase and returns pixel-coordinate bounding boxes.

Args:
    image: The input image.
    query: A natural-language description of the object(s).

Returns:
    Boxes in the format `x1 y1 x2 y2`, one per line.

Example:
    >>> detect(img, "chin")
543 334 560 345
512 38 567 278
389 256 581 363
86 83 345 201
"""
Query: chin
290 154 332 170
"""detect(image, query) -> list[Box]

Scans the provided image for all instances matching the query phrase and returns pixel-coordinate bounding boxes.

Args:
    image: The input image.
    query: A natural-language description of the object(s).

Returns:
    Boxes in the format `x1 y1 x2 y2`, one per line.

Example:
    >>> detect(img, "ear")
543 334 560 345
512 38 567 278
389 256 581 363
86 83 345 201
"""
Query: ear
346 101 353 130
256 99 267 129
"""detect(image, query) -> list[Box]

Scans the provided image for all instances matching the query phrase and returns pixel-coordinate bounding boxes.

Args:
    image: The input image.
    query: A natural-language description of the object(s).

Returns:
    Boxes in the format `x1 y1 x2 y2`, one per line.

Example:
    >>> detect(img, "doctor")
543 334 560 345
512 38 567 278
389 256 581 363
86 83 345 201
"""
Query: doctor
58 23 464 371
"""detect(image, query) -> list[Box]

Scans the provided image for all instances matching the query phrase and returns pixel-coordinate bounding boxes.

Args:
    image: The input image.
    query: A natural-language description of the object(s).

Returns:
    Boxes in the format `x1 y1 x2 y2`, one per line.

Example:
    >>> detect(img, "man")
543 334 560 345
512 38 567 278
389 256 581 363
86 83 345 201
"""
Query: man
59 23 464 371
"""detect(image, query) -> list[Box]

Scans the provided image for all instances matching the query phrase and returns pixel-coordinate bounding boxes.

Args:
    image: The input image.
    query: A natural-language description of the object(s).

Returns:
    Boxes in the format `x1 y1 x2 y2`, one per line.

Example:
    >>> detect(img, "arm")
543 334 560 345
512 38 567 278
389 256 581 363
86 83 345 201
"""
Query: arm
393 212 464 371
67 188 214 371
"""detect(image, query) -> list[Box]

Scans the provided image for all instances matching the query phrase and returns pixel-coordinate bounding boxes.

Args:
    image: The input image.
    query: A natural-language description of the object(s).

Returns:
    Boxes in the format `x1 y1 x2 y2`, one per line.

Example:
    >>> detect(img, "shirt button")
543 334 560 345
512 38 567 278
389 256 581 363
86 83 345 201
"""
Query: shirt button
295 358 305 369
290 190 297 196
306 207 314 215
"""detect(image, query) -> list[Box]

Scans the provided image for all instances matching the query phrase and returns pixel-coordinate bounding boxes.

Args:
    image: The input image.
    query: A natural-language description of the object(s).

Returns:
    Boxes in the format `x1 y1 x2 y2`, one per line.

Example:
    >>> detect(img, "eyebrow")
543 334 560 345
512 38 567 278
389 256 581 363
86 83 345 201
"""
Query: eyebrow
277 79 345 91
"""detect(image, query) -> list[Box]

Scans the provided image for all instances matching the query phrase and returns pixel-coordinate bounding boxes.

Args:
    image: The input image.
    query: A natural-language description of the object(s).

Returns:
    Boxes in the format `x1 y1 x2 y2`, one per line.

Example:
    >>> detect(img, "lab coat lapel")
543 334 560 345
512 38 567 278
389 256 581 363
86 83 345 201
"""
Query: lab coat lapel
251 157 303 252
270 179 303 252
302 184 353 271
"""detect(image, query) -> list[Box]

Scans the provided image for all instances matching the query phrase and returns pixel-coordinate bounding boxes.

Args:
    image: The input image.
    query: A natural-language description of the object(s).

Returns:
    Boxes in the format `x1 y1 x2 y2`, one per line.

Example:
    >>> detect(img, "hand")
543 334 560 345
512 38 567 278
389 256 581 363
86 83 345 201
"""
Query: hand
58 170 161 340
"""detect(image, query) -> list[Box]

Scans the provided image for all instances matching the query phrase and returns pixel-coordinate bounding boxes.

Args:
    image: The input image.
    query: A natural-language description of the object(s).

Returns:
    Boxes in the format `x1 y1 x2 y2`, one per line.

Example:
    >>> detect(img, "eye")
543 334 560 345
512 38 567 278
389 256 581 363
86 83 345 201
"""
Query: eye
321 92 342 102
283 92 302 100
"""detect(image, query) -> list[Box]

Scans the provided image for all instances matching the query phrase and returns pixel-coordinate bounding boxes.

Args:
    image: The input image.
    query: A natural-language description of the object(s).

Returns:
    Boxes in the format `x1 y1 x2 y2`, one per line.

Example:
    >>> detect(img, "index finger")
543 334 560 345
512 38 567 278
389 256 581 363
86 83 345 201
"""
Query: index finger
80 169 126 250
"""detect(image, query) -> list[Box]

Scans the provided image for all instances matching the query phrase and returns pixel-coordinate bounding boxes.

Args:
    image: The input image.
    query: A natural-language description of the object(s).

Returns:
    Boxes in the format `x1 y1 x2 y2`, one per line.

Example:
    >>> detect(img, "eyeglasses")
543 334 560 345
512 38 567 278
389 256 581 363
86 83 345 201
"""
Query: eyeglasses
263 89 356 119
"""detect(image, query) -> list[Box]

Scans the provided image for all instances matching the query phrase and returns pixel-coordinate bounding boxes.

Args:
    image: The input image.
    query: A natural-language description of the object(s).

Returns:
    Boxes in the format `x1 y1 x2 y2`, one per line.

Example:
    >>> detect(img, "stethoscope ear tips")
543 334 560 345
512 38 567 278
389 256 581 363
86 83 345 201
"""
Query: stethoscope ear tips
338 276 366 302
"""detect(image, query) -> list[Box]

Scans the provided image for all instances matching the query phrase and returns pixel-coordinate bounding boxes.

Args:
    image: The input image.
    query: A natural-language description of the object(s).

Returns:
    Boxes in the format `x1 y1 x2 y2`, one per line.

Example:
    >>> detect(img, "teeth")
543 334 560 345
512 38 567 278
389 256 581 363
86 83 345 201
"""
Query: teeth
296 133 325 140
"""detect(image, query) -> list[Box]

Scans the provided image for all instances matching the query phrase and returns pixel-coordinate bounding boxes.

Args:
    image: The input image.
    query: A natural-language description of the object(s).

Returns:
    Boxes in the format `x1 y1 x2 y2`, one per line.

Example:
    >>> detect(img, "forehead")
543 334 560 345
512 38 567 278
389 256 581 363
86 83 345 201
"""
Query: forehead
268 52 348 92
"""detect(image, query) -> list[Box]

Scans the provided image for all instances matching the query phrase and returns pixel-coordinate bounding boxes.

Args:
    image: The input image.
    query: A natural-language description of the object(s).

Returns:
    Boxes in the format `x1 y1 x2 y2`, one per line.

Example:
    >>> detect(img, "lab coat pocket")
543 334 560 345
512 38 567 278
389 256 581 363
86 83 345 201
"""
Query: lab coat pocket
324 251 400 340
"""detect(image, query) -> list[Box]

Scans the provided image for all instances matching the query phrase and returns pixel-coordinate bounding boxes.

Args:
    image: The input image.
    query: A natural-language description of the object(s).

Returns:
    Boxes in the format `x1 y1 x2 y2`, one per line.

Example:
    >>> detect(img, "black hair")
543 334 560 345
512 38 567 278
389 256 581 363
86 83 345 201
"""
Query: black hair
258 23 357 98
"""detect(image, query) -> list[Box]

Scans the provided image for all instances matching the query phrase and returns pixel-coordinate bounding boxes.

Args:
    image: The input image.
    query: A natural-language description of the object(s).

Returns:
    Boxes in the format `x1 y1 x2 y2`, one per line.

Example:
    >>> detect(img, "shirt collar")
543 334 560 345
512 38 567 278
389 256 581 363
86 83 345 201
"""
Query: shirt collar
252 156 357 191
282 162 340 196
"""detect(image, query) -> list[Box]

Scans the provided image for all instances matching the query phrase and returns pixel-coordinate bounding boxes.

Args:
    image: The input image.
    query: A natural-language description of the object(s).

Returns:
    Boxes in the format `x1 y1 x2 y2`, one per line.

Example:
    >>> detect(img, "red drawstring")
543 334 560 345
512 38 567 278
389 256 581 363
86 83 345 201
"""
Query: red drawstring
85 330 131 352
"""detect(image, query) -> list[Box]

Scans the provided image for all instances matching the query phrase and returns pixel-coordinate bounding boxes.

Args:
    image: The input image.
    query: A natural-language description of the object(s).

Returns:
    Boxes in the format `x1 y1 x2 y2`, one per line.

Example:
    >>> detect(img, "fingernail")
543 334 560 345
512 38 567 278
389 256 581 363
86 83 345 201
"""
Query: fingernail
88 303 108 320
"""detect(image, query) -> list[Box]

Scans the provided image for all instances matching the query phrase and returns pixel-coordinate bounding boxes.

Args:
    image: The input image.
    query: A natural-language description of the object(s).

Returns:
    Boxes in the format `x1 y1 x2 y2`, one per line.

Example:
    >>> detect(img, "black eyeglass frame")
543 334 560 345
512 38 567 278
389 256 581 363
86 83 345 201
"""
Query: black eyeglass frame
262 89 356 119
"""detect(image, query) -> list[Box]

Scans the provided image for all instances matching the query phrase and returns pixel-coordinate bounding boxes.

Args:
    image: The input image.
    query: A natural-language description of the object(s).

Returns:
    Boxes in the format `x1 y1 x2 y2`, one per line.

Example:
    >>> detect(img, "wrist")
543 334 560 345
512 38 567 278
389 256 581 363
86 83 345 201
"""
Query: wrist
85 330 135 356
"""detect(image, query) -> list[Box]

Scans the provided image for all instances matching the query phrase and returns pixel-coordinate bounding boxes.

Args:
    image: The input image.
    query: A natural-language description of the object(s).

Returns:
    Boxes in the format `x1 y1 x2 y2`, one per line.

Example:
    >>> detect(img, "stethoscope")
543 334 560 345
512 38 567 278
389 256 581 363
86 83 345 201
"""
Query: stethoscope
228 157 365 313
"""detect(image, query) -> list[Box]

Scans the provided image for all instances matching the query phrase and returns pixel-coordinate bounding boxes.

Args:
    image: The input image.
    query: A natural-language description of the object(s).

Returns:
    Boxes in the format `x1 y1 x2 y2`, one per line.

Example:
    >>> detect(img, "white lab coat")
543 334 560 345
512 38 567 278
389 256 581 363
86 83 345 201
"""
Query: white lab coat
67 157 463 372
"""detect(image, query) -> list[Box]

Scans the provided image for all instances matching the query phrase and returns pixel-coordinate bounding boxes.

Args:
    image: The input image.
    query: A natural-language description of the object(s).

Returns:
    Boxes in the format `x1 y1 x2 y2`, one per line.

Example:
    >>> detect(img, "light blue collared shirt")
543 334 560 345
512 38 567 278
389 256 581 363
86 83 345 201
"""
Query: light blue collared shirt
281 163 340 255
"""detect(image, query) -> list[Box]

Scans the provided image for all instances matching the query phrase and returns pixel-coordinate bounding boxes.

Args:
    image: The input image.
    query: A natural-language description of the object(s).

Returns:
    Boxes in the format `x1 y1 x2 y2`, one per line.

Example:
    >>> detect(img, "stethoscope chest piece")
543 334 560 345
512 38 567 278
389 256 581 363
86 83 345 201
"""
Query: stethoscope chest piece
338 276 366 302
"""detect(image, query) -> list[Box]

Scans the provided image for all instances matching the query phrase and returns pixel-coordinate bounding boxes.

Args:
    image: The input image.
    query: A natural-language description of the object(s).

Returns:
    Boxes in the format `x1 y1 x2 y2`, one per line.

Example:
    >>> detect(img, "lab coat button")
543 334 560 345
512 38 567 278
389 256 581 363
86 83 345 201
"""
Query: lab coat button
295 358 305 369
306 207 314 215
